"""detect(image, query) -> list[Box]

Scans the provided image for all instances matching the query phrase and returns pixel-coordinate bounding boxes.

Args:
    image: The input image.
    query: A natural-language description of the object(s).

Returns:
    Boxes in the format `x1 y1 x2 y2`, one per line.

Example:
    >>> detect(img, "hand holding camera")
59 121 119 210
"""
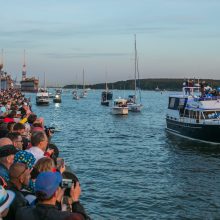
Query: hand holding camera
70 181 81 202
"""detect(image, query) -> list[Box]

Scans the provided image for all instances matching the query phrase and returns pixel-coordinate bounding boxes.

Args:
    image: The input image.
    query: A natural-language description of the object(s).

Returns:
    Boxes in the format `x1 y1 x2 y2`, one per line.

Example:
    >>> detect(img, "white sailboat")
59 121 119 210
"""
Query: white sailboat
127 34 143 112
101 71 113 106
72 74 80 100
80 69 87 98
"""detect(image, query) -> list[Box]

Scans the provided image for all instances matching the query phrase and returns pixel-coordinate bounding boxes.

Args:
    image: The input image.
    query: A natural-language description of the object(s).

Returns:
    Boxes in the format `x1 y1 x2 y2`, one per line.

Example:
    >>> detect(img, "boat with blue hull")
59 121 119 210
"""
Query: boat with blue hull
166 85 220 144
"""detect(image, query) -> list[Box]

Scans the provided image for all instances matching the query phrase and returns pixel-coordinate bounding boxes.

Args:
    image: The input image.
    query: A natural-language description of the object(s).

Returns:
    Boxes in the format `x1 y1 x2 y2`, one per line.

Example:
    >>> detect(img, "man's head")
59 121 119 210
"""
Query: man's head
12 123 26 136
0 138 13 147
35 171 62 203
0 145 18 169
27 114 37 124
9 163 31 188
31 131 48 151
6 132 23 150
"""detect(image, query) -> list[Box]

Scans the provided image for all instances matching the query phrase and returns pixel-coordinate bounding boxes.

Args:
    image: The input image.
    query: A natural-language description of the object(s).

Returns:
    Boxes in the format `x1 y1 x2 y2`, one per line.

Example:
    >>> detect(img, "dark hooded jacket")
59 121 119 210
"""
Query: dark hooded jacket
15 202 88 220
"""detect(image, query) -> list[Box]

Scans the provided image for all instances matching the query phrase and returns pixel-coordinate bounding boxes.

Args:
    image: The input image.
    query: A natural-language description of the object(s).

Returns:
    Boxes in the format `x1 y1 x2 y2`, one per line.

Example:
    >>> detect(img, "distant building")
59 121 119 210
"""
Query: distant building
21 77 39 92
0 64 13 90
20 51 39 92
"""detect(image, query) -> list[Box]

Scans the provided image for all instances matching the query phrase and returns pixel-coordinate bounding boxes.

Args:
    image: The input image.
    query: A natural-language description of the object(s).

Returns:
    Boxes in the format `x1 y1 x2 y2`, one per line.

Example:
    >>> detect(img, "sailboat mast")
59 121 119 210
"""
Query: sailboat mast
83 68 85 91
137 56 142 103
44 73 46 90
105 69 108 100
134 34 137 99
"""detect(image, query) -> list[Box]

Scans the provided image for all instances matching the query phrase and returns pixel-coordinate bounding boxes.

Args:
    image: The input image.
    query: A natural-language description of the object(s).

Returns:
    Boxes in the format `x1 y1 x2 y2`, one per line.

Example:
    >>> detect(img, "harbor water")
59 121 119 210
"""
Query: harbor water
28 90 220 219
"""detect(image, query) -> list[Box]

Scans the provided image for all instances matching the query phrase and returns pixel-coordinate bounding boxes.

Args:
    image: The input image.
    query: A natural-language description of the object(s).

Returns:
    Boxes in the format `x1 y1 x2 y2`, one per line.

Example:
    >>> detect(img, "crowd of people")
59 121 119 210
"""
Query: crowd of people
0 88 90 220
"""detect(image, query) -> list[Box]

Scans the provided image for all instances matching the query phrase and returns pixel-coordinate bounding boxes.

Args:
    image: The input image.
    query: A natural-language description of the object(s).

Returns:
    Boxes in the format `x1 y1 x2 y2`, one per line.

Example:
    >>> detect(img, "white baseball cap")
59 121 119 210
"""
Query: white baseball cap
0 186 15 213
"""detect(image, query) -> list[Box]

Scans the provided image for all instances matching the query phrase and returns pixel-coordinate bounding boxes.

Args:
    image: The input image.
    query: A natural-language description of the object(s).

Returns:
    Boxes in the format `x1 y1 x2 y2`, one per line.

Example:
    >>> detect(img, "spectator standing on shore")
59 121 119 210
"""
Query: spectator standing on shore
0 186 15 220
6 133 23 150
26 131 48 164
0 145 18 183
16 171 88 220
4 163 31 220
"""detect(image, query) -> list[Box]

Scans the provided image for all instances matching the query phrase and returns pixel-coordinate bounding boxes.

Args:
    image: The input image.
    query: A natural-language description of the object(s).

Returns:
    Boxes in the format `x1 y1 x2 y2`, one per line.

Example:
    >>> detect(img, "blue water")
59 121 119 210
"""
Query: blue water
27 90 220 219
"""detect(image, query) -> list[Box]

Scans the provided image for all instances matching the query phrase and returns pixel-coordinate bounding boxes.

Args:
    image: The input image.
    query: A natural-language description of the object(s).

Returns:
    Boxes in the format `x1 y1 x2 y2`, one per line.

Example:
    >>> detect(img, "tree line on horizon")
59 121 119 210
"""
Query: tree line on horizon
63 78 220 91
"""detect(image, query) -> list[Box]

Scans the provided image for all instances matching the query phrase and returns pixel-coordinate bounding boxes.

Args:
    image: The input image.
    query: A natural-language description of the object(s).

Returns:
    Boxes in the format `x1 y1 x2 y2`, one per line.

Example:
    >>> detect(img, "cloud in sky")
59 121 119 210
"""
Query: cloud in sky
0 0 220 85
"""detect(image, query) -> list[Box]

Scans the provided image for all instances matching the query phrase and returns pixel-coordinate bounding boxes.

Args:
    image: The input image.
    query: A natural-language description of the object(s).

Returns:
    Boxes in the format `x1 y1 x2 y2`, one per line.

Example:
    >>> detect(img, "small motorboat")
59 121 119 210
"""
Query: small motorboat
101 91 113 106
53 94 62 103
112 98 128 115
36 88 50 105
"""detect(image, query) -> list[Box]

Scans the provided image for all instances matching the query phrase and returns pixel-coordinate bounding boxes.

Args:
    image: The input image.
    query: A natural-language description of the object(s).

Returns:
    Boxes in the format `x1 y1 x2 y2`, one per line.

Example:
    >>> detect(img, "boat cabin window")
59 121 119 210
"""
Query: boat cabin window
202 111 220 119
183 110 200 119
168 97 187 111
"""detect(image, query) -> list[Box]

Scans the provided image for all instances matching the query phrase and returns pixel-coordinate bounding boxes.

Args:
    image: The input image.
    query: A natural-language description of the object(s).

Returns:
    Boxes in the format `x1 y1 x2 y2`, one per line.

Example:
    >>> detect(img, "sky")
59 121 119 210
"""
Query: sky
0 0 220 86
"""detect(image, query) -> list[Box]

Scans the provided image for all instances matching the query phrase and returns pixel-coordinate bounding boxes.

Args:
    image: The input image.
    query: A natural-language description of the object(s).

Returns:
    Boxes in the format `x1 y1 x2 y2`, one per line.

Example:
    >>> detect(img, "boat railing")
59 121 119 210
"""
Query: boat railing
194 96 220 101
179 116 220 125
182 86 200 96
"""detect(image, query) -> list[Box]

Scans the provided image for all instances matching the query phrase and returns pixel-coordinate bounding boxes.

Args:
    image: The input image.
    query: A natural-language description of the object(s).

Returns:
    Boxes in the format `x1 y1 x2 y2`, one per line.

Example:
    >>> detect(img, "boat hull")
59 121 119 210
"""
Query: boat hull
36 101 49 105
101 101 109 106
166 118 220 144
73 95 80 100
53 99 61 103
112 107 128 115
127 103 143 112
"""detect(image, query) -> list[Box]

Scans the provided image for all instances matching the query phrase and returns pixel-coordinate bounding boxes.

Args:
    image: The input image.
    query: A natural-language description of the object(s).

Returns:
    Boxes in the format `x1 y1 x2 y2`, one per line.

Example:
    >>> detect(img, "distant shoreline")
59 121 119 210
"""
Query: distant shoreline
62 78 220 91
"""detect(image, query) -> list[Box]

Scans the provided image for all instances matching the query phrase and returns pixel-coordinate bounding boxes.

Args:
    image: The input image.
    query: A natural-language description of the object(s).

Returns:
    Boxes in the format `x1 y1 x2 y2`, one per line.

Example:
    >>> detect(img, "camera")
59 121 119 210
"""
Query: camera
62 170 79 196
61 178 73 189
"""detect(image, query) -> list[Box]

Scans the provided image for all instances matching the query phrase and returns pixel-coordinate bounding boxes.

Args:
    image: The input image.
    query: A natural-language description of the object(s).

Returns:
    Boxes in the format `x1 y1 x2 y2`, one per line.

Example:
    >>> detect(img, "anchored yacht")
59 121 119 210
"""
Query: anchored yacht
166 85 220 144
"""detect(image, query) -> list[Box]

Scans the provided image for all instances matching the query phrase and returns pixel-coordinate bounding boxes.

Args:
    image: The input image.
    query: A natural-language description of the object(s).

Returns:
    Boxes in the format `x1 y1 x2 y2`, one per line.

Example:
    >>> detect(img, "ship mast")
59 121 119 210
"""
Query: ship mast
0 49 3 71
22 49 27 80
0 49 3 91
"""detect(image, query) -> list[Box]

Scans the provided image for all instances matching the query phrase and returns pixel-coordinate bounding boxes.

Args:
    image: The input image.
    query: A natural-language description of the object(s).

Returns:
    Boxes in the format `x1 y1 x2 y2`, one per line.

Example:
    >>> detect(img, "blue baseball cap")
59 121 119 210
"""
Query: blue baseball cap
35 172 62 198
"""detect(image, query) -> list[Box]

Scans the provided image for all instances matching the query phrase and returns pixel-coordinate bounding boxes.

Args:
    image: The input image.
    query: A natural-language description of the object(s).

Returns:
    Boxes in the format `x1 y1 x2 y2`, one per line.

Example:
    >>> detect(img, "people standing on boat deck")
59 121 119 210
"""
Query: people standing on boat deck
188 79 194 95
183 79 189 95
4 163 31 220
200 81 206 97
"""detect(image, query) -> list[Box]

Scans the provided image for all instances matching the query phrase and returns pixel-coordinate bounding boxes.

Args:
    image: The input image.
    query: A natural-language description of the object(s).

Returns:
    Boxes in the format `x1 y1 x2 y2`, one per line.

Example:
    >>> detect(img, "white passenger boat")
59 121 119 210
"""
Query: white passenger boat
36 88 49 105
166 84 220 144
